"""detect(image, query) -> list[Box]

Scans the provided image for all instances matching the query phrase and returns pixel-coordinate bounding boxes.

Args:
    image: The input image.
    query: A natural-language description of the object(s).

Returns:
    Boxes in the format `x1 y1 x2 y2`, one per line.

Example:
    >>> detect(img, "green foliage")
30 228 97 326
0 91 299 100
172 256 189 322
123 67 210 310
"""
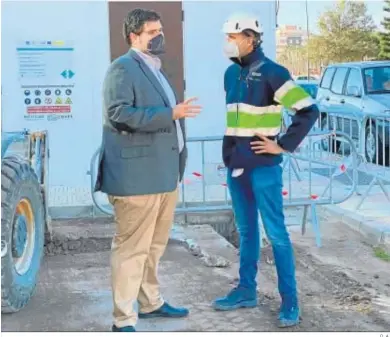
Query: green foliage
373 246 390 262
379 0 390 60
310 0 378 64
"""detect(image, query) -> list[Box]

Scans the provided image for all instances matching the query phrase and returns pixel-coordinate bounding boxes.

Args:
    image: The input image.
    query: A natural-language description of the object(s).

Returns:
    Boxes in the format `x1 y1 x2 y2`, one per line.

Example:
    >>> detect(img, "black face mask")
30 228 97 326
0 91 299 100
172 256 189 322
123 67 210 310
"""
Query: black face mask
147 34 165 55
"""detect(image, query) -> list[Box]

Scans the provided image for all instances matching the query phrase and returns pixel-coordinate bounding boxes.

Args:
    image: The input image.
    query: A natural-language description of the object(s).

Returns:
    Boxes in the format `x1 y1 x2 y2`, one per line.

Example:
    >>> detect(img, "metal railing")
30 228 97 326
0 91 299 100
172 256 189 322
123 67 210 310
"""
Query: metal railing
317 111 390 210
89 129 359 248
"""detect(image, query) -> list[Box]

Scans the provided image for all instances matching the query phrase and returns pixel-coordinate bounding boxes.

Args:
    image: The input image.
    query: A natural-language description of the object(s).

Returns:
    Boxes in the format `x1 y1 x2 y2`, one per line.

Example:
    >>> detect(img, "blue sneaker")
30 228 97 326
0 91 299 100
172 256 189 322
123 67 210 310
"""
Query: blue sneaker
278 300 301 328
138 302 189 319
213 286 257 311
112 325 136 332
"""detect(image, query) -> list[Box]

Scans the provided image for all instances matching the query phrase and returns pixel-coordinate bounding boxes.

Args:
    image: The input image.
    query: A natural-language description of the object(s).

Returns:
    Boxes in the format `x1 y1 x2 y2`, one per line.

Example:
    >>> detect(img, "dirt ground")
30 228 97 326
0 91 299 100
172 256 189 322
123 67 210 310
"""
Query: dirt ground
258 218 390 332
1 215 390 332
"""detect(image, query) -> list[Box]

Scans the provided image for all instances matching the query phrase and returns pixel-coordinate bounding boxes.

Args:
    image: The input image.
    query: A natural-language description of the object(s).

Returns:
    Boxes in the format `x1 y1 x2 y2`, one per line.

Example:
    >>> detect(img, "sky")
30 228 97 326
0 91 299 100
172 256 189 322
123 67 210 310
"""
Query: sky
277 0 386 33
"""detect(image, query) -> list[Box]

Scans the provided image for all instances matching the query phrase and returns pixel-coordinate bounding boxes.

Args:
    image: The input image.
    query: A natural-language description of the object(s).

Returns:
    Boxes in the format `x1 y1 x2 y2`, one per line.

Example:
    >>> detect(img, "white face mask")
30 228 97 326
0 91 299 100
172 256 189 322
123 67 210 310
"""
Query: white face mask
223 38 251 59
223 40 240 58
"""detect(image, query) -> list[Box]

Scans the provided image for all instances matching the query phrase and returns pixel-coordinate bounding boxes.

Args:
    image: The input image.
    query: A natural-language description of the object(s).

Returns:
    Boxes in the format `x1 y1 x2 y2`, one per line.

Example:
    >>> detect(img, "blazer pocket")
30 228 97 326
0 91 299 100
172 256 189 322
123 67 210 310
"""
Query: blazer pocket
121 146 155 158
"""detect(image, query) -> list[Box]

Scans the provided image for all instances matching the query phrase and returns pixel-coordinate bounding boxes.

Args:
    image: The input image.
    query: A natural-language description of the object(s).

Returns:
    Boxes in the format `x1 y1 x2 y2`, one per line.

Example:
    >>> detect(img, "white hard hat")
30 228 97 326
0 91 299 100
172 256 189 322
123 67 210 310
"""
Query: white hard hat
222 13 262 34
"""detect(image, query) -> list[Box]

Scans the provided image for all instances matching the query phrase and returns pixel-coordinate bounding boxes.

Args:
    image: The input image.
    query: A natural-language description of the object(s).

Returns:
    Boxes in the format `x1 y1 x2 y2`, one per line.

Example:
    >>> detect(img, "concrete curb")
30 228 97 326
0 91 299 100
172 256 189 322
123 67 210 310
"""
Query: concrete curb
48 218 237 266
321 204 390 249
50 221 190 246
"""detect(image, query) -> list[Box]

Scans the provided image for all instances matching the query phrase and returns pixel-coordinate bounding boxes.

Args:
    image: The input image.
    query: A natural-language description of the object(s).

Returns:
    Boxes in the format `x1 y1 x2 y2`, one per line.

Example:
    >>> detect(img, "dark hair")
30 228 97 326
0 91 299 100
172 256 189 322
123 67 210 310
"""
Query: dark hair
123 8 161 46
243 29 262 49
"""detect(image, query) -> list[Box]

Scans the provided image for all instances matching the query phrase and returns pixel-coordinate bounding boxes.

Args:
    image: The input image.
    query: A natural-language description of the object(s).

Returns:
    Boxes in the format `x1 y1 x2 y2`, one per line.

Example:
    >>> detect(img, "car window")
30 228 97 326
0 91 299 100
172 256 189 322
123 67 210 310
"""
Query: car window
331 67 349 94
345 68 363 95
320 68 335 89
364 66 390 94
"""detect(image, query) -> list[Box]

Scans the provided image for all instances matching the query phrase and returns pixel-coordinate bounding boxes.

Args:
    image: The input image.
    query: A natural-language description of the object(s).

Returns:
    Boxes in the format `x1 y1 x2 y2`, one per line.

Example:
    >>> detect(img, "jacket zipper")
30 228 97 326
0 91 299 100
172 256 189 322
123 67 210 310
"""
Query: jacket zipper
237 68 245 126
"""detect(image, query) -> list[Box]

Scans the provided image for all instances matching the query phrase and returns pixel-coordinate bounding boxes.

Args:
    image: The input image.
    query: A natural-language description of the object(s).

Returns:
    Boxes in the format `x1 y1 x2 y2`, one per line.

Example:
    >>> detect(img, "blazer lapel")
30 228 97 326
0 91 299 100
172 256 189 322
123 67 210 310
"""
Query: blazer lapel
128 49 170 106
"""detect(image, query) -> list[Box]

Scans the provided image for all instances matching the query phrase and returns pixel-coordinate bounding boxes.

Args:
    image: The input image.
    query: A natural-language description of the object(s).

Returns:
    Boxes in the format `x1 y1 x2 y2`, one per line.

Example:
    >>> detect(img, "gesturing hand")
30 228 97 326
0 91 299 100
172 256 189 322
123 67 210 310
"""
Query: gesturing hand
173 97 202 120
250 134 285 155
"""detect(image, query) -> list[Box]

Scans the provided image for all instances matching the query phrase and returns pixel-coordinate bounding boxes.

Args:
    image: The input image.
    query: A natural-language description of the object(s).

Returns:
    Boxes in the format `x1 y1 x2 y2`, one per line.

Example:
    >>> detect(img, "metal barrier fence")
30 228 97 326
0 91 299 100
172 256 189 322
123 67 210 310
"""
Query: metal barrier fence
89 129 359 248
317 111 390 210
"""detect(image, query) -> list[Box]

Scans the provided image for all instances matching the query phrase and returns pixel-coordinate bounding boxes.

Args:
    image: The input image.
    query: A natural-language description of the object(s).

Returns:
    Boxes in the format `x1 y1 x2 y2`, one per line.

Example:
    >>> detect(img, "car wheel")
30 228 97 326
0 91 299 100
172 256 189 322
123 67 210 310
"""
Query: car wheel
320 115 339 153
365 123 385 165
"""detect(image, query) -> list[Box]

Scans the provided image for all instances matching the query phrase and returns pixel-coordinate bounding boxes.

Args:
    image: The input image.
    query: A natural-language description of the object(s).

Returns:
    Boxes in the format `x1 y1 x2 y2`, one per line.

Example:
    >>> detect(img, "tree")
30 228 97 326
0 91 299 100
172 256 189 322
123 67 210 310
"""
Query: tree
379 0 390 60
278 45 307 75
310 0 379 64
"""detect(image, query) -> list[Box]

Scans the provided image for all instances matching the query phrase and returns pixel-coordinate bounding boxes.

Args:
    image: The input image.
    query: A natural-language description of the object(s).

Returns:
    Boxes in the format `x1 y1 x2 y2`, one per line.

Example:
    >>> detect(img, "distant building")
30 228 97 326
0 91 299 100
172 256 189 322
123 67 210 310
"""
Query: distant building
276 24 318 77
276 25 308 59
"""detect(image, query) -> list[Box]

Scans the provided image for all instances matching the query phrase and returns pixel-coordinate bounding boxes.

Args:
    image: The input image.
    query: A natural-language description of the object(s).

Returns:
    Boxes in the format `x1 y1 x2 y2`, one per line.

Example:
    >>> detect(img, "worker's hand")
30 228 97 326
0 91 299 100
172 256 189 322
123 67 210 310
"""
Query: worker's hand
250 134 285 155
173 97 202 120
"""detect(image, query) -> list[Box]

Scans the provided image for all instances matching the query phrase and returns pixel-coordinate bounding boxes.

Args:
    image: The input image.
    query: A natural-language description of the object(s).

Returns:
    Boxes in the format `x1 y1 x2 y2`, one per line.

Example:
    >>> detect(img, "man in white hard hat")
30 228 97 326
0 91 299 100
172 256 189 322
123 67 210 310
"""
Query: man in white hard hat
213 13 319 328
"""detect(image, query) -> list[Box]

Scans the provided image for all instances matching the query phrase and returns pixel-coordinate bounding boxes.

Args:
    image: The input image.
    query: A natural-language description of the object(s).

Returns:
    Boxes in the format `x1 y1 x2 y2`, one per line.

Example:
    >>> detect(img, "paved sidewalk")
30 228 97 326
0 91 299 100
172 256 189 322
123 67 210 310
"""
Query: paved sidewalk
287 162 390 247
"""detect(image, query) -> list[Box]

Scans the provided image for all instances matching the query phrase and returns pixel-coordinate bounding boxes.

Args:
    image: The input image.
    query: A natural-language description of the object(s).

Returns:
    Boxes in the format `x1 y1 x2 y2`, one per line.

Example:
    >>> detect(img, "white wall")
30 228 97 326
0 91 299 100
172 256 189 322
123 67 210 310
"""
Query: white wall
182 0 276 192
1 1 111 213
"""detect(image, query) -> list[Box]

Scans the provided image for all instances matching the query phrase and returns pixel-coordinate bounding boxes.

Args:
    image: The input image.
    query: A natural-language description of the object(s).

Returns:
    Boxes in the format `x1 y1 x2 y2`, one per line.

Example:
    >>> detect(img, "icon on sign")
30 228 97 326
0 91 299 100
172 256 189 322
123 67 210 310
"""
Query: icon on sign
55 97 62 104
45 98 52 104
35 90 41 96
25 98 31 105
24 90 30 96
65 89 72 95
65 97 72 104
45 89 51 96
35 98 41 105
55 89 61 96
61 69 75 79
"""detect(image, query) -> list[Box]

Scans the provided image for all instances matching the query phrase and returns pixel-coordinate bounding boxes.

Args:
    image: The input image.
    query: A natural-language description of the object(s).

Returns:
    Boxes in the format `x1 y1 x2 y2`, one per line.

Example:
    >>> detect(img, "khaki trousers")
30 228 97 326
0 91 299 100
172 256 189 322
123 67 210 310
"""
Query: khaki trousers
108 188 178 328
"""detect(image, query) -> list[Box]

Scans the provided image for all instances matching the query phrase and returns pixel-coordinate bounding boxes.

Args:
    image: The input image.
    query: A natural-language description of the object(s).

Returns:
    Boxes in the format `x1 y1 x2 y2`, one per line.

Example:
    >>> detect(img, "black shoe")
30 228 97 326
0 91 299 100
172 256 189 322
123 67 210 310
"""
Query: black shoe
138 302 189 319
112 325 136 332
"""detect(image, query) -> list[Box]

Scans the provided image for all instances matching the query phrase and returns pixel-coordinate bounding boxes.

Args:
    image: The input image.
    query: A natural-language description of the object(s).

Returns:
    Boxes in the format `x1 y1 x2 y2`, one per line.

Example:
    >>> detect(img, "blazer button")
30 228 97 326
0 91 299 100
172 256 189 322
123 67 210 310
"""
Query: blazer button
172 146 178 151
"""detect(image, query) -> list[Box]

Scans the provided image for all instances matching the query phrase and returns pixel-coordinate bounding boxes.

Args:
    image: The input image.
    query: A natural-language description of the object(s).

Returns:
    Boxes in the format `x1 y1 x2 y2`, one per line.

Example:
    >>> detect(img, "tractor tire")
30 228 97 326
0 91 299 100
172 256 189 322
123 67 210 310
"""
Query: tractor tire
1 156 45 313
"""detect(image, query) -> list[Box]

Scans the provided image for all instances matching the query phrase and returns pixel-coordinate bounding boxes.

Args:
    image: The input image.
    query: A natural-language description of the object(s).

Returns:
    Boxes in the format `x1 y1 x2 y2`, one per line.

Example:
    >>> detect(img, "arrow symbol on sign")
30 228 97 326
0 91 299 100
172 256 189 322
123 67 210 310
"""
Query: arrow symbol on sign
60 69 75 79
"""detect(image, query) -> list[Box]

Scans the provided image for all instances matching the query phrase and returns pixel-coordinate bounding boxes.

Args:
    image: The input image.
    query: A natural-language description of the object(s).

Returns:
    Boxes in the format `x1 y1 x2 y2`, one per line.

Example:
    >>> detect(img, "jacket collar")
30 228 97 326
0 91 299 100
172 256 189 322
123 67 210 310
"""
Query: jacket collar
230 47 265 67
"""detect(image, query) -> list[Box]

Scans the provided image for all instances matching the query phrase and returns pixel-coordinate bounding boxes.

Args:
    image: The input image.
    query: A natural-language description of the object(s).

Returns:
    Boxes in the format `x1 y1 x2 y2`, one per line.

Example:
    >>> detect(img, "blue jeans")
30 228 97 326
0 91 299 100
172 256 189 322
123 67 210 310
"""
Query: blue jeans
228 165 297 300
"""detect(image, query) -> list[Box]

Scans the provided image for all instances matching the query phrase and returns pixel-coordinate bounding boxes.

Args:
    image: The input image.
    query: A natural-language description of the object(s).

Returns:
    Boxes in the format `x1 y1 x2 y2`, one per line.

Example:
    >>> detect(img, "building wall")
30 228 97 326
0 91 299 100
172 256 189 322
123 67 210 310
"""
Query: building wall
1 0 111 217
276 24 307 60
1 0 276 218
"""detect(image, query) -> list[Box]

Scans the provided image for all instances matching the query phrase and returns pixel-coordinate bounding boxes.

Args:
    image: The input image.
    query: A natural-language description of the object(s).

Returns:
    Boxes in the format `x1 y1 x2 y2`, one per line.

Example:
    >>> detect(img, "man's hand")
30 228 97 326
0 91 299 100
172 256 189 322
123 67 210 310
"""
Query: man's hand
173 97 202 120
250 134 285 155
